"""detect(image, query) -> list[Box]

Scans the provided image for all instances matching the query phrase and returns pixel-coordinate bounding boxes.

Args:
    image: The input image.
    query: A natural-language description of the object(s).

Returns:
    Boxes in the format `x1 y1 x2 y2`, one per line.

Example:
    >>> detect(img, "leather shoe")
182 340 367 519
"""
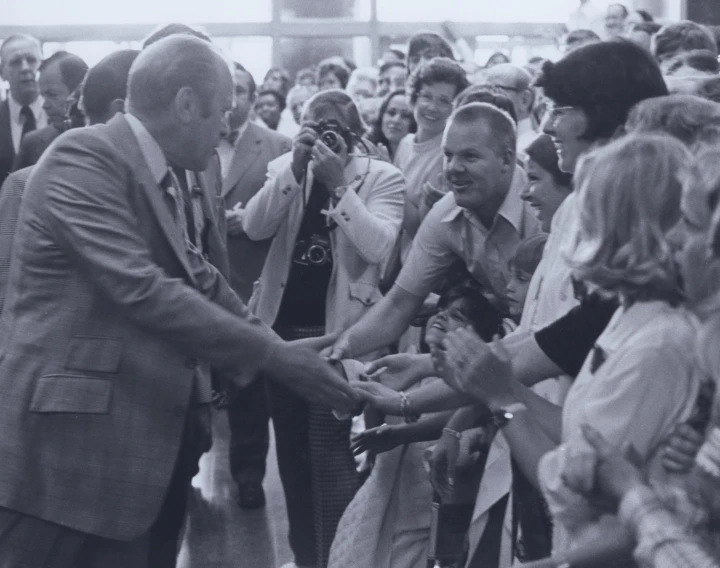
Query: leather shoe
236 481 266 509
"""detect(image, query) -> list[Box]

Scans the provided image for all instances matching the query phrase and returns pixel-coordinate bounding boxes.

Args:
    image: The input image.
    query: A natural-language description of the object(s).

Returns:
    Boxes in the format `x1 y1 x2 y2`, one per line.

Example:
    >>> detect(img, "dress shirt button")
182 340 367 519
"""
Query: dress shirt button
185 357 199 369
173 406 185 417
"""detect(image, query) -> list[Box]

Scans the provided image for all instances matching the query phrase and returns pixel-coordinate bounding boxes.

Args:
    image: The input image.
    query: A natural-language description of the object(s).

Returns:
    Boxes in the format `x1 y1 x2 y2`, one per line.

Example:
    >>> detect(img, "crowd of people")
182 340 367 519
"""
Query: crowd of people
0 3 719 568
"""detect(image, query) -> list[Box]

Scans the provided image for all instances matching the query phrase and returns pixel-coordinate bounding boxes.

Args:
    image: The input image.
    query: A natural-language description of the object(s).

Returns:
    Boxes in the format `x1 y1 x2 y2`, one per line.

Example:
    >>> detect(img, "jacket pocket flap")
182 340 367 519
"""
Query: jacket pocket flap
348 282 382 306
29 375 112 414
64 337 122 373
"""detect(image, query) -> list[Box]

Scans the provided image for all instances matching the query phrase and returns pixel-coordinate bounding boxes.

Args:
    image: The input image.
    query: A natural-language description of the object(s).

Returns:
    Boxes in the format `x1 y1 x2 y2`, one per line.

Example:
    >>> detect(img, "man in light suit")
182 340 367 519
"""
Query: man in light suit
0 35 357 568
0 34 46 184
12 50 88 171
220 62 292 510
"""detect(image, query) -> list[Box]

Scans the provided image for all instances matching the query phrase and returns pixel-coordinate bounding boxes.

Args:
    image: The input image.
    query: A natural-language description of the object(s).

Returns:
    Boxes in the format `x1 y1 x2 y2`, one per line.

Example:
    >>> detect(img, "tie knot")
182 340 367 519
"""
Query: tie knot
20 106 33 119
226 129 240 146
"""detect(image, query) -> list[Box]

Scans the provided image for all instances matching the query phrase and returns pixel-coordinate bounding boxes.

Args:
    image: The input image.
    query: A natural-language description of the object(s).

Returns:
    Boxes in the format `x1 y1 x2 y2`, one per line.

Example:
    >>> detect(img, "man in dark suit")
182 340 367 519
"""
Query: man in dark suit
0 35 357 568
219 62 293 509
0 34 46 184
0 50 141 318
12 50 88 171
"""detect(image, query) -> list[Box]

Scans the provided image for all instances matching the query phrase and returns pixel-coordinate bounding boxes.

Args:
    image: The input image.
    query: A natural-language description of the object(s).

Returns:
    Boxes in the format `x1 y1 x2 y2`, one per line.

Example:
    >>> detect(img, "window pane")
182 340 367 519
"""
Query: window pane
377 0 577 22
216 37 274 85
279 0 371 20
278 37 371 80
0 0 271 25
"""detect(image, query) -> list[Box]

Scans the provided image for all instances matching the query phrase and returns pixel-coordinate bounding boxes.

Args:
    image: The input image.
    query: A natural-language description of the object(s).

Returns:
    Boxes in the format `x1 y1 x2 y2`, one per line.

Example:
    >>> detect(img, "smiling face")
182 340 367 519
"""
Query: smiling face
605 5 628 37
381 93 412 145
424 298 473 348
542 104 592 173
255 92 282 130
520 157 571 232
413 81 456 139
442 119 513 219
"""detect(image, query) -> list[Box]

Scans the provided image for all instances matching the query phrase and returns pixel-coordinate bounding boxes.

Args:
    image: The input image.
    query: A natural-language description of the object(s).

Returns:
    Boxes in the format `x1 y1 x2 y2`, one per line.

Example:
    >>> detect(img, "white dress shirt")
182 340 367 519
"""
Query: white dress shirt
217 121 249 180
8 95 47 152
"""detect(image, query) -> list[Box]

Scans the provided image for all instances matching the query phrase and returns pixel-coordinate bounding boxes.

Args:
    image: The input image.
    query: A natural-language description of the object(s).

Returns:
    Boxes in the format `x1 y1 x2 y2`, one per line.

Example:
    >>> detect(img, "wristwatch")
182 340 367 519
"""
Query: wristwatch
490 402 528 429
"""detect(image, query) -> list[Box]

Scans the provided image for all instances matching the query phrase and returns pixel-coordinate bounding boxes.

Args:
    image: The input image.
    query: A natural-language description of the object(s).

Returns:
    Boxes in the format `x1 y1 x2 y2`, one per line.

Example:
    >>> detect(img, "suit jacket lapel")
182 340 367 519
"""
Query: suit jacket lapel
192 168 230 280
221 125 263 199
105 115 197 286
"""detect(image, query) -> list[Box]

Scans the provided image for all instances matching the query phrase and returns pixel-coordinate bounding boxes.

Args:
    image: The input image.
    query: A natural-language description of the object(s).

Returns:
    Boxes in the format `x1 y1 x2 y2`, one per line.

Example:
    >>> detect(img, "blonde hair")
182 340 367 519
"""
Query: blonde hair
567 134 688 301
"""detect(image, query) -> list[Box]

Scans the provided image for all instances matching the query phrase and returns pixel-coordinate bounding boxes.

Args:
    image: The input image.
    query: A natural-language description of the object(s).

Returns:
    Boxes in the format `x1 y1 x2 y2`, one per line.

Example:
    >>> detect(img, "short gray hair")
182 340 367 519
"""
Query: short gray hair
449 102 517 156
127 34 223 119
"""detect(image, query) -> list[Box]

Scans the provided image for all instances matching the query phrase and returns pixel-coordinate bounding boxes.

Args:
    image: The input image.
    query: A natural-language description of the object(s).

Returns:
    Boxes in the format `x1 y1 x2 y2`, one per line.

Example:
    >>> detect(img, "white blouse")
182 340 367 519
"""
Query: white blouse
539 300 703 552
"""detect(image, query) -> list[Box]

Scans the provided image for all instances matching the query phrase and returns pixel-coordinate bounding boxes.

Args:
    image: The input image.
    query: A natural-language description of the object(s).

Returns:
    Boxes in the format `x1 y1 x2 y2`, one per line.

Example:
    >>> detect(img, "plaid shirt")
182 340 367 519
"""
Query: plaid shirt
619 483 719 568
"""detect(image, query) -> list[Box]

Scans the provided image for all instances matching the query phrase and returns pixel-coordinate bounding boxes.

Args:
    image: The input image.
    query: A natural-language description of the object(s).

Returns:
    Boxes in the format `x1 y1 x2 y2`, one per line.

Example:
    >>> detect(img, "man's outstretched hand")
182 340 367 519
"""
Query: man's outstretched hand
264 342 360 414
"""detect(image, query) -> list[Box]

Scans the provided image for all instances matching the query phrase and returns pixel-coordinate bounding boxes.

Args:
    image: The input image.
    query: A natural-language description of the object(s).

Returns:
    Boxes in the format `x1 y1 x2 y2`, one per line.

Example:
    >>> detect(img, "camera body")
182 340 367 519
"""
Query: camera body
292 234 332 267
311 119 354 153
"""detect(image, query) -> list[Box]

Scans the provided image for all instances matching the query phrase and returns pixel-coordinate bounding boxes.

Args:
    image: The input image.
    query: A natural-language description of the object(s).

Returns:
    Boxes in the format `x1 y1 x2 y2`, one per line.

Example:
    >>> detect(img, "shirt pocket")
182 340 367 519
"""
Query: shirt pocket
29 375 112 414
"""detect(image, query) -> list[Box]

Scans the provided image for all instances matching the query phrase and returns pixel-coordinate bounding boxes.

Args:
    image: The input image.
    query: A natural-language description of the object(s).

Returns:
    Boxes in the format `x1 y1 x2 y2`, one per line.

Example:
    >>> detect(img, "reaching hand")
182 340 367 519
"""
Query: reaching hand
662 423 704 473
350 424 403 456
441 330 516 408
323 331 353 362
429 429 461 500
364 353 432 391
582 424 647 503
225 203 245 236
353 381 403 415
289 332 340 353
264 342 360 414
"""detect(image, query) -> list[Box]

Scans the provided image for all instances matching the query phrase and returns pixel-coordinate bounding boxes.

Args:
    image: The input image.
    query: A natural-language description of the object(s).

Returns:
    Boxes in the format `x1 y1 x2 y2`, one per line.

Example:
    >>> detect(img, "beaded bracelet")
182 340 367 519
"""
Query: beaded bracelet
399 391 420 423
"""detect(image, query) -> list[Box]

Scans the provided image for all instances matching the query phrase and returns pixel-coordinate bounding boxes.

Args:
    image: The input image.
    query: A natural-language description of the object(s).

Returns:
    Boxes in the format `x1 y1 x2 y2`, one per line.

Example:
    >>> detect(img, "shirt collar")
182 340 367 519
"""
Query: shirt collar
124 113 168 185
8 95 44 125
441 164 527 234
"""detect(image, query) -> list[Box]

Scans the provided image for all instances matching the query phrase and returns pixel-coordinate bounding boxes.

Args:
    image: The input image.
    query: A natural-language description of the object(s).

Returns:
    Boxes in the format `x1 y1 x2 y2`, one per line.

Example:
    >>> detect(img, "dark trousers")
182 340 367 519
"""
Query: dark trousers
267 380 318 567
227 375 270 484
0 404 211 568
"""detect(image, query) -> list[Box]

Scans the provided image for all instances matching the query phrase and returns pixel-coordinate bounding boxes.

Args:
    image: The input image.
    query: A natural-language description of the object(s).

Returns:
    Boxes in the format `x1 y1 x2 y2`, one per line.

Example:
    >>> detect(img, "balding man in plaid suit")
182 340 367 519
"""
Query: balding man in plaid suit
0 35 357 568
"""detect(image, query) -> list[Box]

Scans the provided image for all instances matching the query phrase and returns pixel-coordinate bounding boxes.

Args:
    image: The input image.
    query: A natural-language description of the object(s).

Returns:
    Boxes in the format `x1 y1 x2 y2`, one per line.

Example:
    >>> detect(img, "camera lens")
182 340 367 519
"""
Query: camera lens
321 131 340 152
307 244 329 265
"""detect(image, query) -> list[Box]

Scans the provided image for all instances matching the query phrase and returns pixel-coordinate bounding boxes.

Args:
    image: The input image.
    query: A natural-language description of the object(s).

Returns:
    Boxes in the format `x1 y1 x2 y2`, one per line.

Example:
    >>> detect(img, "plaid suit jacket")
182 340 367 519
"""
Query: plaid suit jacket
0 114 277 540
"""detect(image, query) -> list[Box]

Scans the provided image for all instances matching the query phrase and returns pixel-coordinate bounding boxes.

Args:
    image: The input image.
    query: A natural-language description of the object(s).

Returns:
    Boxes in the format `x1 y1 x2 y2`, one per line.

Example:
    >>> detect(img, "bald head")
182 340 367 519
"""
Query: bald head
127 34 229 119
482 64 534 120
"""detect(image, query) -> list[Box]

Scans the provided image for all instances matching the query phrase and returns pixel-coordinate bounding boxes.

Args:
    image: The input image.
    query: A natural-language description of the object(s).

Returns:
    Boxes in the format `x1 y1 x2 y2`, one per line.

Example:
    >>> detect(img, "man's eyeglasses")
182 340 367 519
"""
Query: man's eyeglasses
417 91 454 110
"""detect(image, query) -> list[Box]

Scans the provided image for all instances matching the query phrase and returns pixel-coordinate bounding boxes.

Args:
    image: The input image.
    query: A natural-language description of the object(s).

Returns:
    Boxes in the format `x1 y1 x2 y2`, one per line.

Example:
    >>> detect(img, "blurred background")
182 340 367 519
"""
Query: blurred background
0 0 700 85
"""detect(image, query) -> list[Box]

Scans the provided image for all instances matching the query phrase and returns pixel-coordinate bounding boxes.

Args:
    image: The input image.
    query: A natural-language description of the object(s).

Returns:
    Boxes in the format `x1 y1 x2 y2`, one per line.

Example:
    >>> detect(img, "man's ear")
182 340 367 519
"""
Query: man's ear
173 86 197 123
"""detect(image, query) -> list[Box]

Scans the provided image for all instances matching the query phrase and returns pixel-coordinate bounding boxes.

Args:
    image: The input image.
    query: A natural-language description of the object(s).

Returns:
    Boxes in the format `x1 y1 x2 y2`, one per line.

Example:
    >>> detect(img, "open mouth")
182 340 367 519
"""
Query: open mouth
449 180 472 193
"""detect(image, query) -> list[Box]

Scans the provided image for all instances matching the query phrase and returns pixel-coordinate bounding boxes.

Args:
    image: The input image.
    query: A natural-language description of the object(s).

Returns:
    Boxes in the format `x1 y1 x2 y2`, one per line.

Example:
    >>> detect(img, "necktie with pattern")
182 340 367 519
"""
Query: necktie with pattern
20 105 36 138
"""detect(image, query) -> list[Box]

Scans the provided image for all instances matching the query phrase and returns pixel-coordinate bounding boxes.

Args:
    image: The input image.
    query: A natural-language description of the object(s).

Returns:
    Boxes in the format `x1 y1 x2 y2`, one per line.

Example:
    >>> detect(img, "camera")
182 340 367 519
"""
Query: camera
312 119 353 153
292 234 332 267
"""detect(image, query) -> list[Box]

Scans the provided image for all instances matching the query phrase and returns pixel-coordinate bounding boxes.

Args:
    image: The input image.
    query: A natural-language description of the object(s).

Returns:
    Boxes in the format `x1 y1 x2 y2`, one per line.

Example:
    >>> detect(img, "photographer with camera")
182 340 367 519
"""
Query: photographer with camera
242 89 405 568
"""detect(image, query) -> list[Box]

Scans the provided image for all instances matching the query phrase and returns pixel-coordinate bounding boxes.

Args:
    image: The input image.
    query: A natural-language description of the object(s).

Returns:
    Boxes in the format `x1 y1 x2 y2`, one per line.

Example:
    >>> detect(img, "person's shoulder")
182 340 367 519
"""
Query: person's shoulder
267 150 293 171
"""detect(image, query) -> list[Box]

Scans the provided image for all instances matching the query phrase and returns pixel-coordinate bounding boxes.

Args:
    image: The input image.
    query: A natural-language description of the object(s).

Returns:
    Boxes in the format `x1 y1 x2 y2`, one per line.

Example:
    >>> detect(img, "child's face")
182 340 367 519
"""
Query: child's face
505 268 533 318
425 298 471 349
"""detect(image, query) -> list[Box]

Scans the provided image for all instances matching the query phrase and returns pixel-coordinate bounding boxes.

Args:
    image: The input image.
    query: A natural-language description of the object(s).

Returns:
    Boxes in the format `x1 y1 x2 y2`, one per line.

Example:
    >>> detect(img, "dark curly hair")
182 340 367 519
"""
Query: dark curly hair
653 20 718 63
368 89 417 156
536 39 668 142
407 57 470 106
